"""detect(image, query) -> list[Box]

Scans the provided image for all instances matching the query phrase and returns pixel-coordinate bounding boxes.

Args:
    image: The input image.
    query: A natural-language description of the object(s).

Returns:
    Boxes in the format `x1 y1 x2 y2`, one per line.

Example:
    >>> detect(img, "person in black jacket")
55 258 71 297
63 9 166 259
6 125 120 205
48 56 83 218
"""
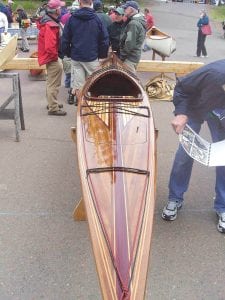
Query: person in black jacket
161 59 225 234
61 0 109 104
108 7 125 57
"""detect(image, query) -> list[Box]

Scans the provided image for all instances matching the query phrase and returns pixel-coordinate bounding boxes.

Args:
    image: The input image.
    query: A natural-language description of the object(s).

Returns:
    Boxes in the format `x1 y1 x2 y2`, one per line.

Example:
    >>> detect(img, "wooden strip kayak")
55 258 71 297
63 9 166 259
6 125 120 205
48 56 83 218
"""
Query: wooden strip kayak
76 53 156 299
145 26 176 57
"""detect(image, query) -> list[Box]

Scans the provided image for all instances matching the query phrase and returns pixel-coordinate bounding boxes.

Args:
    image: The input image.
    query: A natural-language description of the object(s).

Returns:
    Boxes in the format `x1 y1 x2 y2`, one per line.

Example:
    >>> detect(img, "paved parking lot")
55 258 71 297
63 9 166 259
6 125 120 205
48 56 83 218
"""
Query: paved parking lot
0 2 225 299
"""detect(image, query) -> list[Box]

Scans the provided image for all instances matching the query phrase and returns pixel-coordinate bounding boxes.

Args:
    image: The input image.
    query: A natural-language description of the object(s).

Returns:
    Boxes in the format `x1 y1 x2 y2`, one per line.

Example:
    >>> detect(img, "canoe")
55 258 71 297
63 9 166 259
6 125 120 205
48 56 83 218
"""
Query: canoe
145 26 176 57
76 53 156 299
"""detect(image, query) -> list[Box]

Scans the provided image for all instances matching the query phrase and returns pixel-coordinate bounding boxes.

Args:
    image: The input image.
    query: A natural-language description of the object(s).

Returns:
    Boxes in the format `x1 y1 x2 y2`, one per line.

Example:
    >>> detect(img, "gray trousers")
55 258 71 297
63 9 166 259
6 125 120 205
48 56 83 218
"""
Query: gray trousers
20 28 29 50
71 59 99 91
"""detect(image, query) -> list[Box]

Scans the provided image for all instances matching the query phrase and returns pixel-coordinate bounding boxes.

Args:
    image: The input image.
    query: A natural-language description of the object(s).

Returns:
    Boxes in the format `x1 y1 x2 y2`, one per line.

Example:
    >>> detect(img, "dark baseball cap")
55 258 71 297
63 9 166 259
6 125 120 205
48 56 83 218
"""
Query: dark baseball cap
122 1 139 10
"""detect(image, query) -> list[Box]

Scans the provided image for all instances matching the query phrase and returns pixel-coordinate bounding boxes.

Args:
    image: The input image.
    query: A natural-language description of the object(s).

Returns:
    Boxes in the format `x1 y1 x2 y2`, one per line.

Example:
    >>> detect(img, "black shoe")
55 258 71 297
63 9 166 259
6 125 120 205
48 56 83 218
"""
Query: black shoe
68 89 75 105
48 109 67 116
21 49 29 52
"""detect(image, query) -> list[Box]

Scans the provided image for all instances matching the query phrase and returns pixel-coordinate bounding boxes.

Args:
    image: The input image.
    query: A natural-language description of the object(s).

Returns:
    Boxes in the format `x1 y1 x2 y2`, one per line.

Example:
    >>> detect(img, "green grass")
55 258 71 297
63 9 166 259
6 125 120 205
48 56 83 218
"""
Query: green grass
210 6 225 21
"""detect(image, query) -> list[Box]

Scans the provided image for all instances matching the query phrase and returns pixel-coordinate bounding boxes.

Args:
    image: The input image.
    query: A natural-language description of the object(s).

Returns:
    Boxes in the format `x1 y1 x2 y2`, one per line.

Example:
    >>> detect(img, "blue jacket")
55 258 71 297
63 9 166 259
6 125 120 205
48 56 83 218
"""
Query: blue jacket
61 7 109 62
173 59 225 121
197 15 209 29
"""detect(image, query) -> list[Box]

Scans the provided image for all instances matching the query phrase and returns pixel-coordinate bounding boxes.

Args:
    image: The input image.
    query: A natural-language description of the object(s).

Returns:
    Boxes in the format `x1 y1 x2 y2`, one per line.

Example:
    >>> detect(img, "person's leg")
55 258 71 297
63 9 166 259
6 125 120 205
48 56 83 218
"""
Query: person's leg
20 28 29 51
207 117 225 213
62 56 71 88
196 29 202 57
71 60 86 93
46 60 63 112
162 118 202 221
168 118 202 203
82 59 100 78
201 35 207 56
70 60 87 105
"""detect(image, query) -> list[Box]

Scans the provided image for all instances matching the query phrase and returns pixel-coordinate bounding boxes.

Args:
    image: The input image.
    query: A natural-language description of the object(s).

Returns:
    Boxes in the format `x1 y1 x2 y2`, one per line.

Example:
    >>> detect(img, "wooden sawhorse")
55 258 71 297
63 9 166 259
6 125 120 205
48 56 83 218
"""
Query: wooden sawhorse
0 73 25 141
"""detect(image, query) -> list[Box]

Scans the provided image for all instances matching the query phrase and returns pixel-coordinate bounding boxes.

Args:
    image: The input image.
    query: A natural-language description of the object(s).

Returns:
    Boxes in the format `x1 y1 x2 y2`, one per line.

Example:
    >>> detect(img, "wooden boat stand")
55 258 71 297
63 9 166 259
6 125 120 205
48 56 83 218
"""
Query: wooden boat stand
152 49 166 61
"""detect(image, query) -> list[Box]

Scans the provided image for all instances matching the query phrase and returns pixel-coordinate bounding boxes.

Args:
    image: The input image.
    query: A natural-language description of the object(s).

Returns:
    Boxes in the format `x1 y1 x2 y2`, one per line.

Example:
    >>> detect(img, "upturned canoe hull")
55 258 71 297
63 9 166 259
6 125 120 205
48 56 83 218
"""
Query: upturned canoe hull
76 54 156 299
145 26 176 57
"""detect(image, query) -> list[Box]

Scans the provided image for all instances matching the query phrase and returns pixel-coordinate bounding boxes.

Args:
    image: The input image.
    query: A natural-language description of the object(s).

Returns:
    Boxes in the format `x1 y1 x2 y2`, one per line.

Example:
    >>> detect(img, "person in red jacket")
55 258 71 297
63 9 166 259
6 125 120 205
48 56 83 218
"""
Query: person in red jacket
37 0 66 116
144 8 154 31
142 8 154 52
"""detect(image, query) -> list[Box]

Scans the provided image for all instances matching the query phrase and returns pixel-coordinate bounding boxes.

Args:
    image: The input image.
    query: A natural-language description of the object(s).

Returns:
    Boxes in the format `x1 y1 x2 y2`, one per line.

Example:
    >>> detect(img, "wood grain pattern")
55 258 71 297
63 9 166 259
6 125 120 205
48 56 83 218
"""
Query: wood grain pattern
0 36 17 68
76 54 156 299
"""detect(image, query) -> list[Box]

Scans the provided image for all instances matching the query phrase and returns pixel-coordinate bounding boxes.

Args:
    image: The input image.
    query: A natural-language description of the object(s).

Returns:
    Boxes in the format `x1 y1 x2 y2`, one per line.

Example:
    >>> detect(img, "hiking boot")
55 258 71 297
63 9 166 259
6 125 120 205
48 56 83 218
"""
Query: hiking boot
48 109 67 116
217 212 225 233
46 104 63 110
162 201 182 221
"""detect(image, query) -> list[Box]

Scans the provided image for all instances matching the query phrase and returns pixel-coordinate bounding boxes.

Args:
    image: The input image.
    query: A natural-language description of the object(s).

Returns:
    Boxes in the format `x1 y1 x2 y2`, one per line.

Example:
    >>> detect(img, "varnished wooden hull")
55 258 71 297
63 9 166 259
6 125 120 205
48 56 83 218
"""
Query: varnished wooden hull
145 26 176 57
76 54 156 299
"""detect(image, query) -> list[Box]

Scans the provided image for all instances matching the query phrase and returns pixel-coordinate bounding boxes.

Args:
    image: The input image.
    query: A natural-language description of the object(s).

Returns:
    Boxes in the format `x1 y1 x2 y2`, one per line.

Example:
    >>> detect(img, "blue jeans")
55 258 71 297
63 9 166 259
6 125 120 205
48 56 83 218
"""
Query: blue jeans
168 117 225 213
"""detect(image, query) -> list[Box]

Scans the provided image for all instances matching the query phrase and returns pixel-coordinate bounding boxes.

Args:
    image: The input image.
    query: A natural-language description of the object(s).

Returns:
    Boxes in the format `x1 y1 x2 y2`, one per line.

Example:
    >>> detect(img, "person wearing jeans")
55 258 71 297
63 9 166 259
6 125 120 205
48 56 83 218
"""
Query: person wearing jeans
162 59 225 233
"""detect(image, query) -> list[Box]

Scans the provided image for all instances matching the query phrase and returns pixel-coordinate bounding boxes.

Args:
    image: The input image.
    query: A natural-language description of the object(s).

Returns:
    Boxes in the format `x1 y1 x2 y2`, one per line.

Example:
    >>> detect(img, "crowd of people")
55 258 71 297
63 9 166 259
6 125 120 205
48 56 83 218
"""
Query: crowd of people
35 0 154 116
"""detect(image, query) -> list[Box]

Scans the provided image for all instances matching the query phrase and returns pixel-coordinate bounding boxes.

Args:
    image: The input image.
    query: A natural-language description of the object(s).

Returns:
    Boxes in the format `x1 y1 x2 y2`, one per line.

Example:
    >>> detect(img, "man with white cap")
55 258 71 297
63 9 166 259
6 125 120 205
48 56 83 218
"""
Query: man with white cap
37 0 67 116
120 0 146 72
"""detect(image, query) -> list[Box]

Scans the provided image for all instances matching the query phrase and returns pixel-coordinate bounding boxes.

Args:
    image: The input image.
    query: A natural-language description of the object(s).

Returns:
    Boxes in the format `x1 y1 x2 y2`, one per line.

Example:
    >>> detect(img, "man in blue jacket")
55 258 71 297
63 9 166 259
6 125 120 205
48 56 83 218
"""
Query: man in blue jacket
161 59 225 234
61 0 109 104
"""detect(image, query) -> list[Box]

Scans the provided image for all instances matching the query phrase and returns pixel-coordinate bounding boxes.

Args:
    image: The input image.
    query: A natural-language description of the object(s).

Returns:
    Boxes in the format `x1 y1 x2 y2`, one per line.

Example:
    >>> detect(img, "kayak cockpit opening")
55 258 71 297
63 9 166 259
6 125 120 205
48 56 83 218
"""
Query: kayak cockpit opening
84 71 143 102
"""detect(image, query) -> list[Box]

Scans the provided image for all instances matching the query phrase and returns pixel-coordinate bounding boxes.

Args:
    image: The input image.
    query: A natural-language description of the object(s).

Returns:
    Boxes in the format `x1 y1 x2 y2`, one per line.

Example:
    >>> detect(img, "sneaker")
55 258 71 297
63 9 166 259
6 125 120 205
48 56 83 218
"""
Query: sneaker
162 201 182 221
46 104 63 110
48 109 67 116
201 55 208 58
217 212 225 233
21 49 29 52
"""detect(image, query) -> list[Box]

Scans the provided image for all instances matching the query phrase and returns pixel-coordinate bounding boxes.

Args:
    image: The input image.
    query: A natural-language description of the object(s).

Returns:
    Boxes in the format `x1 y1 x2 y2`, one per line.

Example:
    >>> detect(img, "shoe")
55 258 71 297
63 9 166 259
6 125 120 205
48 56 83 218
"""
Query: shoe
217 212 225 233
46 104 63 110
48 109 67 116
162 201 182 221
21 49 29 52
74 95 78 106
201 55 208 58
68 88 75 105
193 55 200 57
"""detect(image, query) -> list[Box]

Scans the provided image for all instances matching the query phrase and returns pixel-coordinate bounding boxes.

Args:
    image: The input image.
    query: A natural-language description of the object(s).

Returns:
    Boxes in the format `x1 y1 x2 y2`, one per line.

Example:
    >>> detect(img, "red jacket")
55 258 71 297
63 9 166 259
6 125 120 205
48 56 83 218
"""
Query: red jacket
145 13 154 31
37 15 60 66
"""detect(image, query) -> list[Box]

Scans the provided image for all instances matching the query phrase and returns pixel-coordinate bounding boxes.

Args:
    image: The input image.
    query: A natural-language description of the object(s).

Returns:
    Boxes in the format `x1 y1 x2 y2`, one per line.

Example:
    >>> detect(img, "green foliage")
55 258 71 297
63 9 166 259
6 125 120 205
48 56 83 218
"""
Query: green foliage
211 6 225 21
6 1 42 14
